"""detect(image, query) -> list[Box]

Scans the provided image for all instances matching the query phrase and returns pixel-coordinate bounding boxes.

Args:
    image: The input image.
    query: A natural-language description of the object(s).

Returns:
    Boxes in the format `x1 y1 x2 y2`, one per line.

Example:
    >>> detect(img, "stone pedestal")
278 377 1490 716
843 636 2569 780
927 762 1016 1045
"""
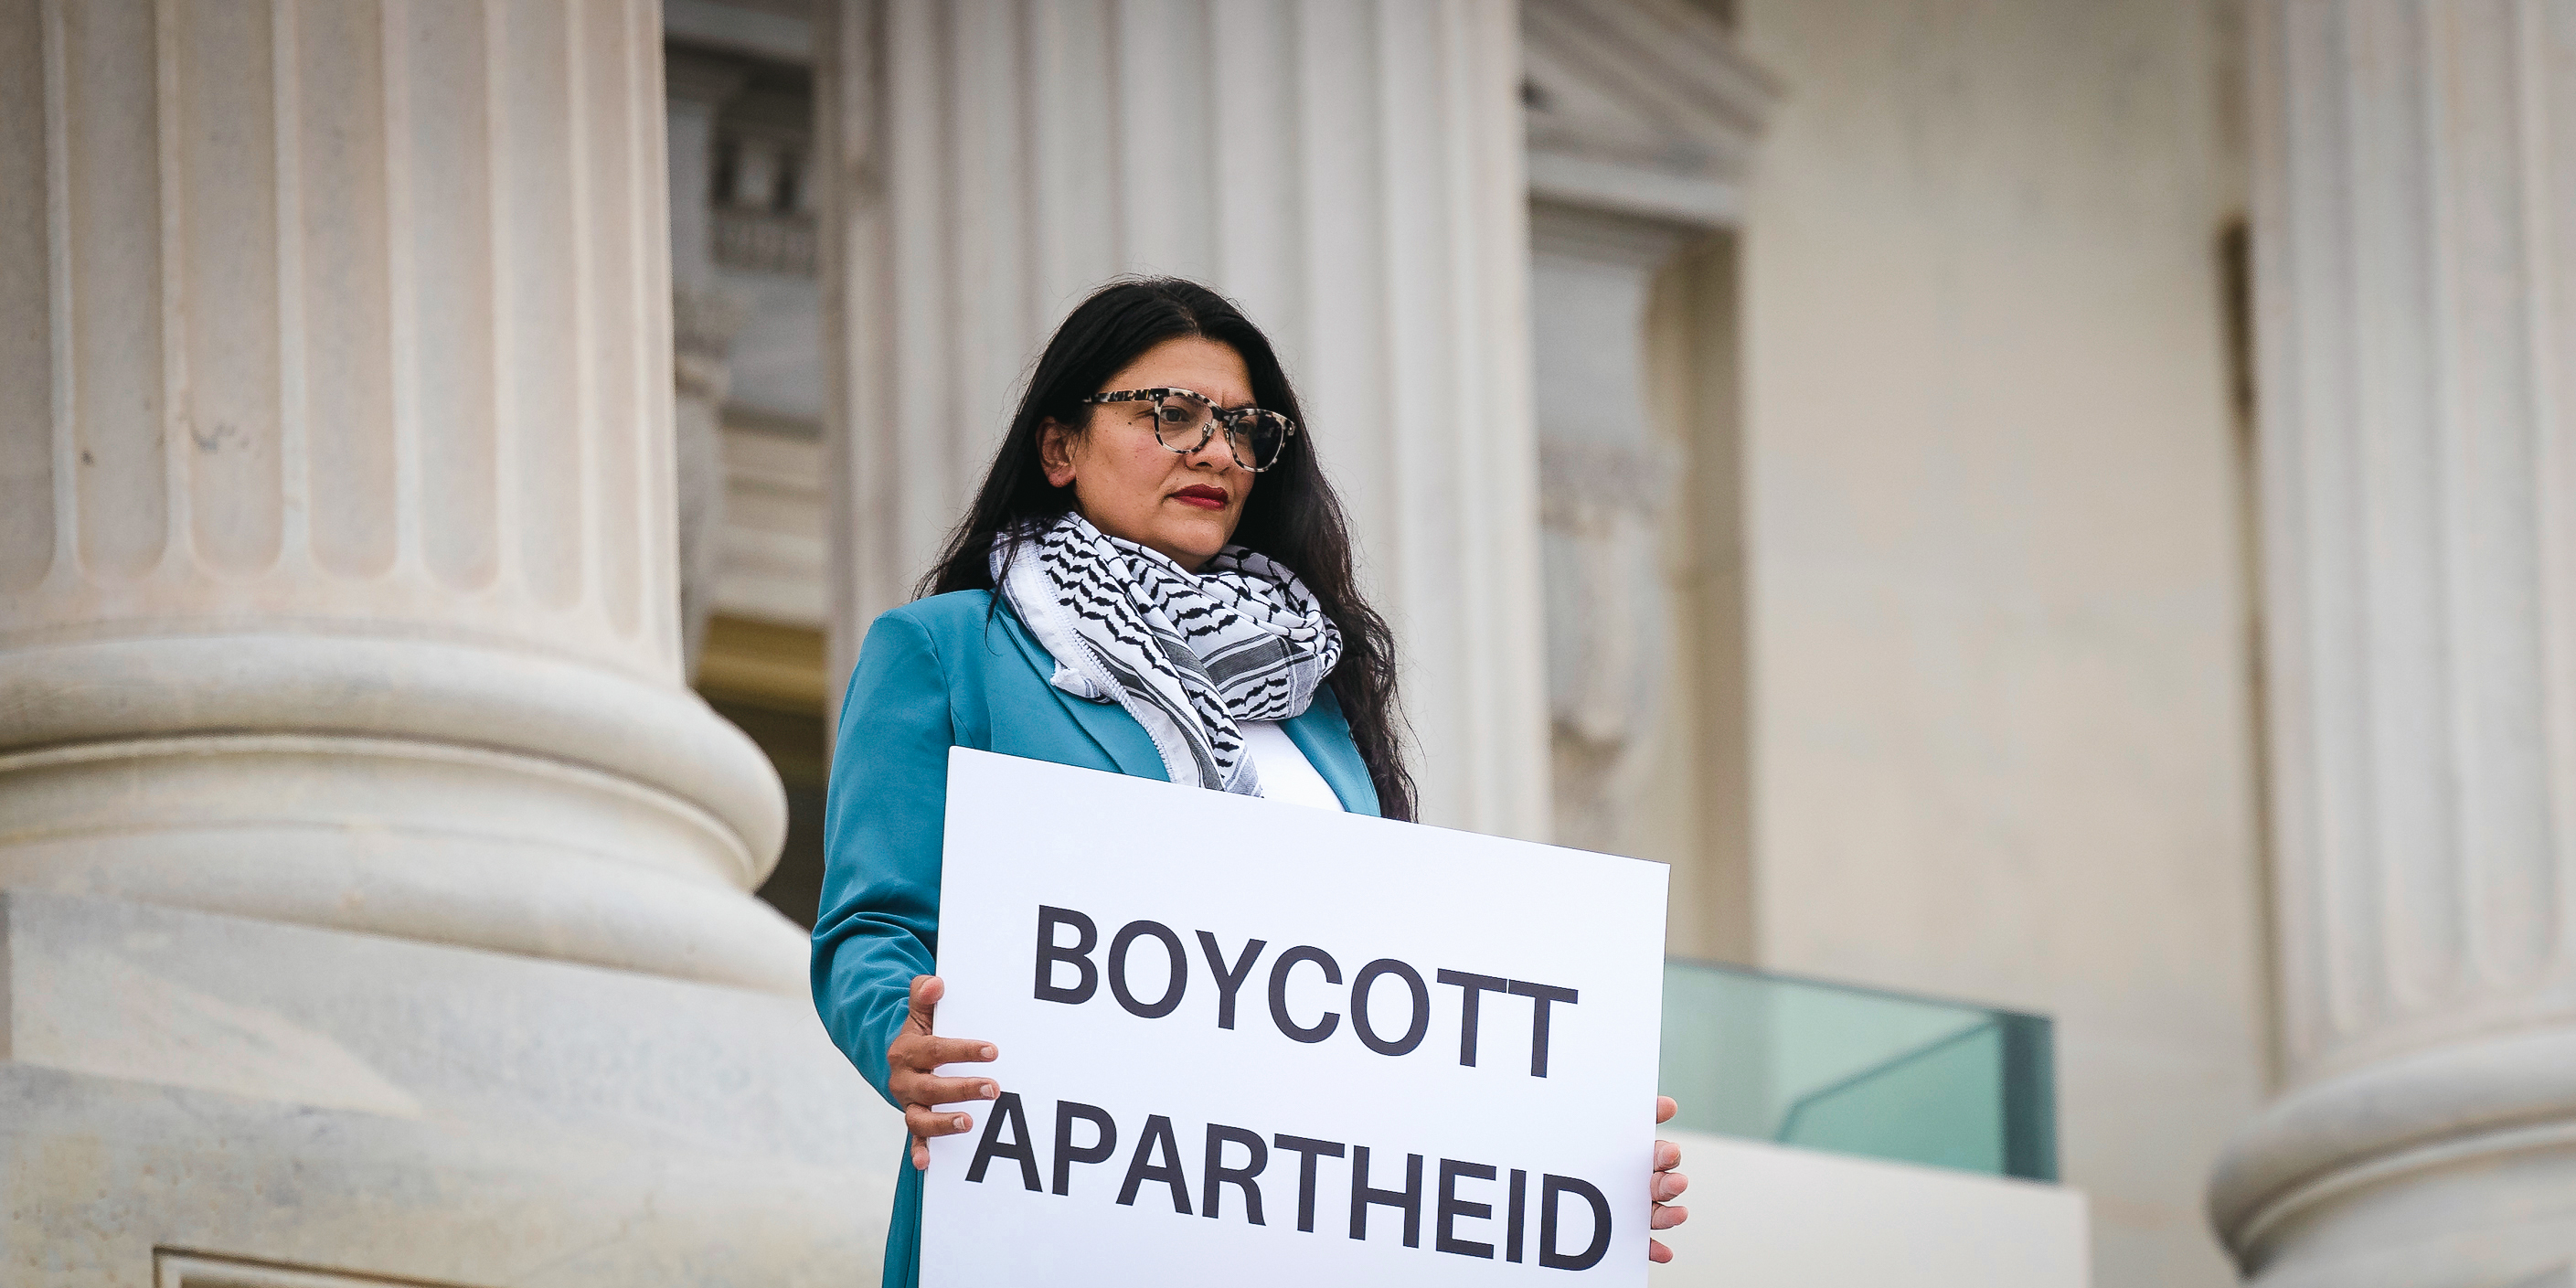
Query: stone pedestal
0 3 900 1283
2211 4 2576 1283
817 0 1549 836
0 892 891 1288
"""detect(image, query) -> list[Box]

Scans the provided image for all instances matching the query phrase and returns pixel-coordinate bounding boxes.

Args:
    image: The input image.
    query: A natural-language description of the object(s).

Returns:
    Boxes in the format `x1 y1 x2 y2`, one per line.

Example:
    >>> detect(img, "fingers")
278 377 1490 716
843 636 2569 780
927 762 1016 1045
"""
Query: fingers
904 1103 977 1141
894 1035 999 1071
904 1074 999 1107
1645 1125 1690 1255
1656 1095 1677 1125
903 974 944 1036
901 1078 994 1173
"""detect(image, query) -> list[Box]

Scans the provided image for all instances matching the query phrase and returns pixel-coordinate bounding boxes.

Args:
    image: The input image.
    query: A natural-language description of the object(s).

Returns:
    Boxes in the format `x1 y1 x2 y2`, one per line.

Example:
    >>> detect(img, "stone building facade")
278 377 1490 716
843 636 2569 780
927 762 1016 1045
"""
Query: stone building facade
3 1 2572 1286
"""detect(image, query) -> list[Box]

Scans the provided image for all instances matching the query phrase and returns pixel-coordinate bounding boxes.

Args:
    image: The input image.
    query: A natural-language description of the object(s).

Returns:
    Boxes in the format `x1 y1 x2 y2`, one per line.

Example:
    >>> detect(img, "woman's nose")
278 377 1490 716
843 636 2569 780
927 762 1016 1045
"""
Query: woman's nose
1184 432 1231 469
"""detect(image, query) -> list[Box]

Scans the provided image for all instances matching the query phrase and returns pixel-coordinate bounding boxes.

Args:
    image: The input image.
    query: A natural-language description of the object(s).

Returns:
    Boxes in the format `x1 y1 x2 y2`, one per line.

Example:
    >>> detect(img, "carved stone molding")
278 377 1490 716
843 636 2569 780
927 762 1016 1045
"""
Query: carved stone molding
1517 5 1768 853
1522 0 1778 227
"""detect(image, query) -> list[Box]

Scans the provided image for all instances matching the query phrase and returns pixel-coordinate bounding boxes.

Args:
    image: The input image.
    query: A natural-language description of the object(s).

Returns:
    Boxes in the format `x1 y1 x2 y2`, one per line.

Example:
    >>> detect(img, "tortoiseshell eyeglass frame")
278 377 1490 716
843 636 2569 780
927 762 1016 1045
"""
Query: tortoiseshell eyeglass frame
1081 387 1301 474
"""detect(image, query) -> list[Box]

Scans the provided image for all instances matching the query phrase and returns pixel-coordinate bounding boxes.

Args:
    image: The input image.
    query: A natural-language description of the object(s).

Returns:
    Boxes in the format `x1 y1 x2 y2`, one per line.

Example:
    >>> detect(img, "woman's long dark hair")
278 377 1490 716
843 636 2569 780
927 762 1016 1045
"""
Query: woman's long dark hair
920 277 1416 821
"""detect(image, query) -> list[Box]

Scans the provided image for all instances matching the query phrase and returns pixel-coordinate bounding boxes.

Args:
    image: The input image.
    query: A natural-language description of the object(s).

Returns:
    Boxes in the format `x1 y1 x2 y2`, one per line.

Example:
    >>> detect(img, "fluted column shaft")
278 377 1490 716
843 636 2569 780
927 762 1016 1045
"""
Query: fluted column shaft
819 0 1550 837
0 0 793 991
2213 3 2576 1282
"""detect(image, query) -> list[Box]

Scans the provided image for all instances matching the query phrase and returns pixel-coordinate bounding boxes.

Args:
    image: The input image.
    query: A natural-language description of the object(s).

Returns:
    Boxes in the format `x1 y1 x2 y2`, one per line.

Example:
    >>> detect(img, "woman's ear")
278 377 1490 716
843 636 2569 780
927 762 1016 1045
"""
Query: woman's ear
1038 419 1078 488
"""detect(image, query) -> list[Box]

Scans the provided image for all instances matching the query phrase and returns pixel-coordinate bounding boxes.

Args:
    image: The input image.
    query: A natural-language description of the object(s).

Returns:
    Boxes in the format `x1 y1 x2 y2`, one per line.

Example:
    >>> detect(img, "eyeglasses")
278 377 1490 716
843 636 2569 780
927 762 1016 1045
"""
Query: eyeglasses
1082 387 1299 473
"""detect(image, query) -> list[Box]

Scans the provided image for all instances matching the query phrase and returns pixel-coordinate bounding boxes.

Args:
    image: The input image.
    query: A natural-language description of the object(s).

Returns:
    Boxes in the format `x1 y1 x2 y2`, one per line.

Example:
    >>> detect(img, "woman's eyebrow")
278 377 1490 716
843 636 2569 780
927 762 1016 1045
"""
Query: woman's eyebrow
1171 386 1258 411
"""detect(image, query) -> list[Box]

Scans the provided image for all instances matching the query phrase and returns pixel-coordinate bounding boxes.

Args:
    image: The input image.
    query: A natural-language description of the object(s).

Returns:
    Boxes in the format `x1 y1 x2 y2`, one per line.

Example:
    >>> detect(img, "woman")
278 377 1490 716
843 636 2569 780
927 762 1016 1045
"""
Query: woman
812 278 1687 1285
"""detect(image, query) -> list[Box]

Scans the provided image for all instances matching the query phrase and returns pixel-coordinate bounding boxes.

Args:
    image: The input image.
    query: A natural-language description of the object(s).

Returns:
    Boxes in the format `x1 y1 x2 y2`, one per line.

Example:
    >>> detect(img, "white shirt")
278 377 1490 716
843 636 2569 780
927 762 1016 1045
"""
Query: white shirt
1239 719 1345 812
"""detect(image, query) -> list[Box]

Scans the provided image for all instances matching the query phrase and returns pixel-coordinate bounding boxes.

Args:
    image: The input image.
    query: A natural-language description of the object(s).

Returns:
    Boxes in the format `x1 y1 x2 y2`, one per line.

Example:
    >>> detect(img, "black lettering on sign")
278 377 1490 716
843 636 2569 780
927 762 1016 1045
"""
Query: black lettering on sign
1107 920 1187 1019
1435 969 1509 1067
1033 906 1099 1004
1201 1123 1269 1225
1051 1100 1118 1198
1116 1113 1192 1214
1539 1174 1613 1271
1347 1146 1424 1248
1435 1159 1498 1259
992 1094 1620 1272
1266 945 1342 1043
963 1091 1039 1192
1195 931 1268 1030
1350 958 1431 1057
1272 1134 1346 1234
1507 979 1580 1078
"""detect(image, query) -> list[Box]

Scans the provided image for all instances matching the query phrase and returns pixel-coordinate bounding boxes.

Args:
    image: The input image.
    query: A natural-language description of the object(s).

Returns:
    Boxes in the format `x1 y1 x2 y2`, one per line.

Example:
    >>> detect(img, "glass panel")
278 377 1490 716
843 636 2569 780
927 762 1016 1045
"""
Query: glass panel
1657 958 2057 1181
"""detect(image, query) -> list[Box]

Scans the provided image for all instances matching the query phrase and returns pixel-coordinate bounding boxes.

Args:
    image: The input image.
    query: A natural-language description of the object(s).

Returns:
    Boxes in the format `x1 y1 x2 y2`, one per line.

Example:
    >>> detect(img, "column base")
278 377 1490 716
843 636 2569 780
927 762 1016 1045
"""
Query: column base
2214 1027 2576 1287
2236 1138 2576 1287
0 633 798 992
0 891 904 1288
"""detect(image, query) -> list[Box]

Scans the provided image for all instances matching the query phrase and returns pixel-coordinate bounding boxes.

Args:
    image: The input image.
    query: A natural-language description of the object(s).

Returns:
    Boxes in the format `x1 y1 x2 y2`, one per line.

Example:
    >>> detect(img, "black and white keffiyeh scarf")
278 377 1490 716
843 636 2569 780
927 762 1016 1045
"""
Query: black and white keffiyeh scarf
991 512 1343 796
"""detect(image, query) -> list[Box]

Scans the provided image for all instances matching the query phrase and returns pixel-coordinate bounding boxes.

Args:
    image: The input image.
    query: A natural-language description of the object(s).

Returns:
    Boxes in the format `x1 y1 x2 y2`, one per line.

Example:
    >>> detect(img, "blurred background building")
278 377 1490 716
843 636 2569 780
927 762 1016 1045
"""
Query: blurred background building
2 1 2569 1287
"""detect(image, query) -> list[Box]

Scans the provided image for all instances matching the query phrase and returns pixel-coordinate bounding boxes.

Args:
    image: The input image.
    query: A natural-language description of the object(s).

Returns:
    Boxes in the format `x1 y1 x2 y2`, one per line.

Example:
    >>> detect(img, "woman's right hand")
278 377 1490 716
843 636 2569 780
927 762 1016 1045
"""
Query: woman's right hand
887 974 999 1170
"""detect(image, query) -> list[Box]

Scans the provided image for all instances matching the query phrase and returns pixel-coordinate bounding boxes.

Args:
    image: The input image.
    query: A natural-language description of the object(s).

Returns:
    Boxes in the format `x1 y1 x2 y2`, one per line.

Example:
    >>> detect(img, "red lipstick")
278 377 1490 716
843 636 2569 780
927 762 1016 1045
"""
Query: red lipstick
1171 484 1229 510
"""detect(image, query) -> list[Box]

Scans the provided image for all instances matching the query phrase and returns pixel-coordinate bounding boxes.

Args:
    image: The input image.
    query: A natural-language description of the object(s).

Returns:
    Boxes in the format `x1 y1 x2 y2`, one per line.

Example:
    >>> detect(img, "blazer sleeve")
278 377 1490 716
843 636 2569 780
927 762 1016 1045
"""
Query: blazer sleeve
812 609 953 1107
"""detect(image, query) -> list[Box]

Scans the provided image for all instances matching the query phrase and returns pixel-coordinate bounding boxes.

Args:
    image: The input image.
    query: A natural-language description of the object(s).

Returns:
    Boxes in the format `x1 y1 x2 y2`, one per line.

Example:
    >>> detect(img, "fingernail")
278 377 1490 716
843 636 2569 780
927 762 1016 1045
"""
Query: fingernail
954 1114 971 1130
982 1083 998 1100
981 1045 996 1059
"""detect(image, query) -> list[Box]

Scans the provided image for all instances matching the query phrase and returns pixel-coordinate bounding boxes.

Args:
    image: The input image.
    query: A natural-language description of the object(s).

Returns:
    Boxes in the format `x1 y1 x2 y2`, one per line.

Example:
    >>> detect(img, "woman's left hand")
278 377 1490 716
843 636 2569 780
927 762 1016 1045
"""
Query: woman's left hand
1650 1095 1689 1263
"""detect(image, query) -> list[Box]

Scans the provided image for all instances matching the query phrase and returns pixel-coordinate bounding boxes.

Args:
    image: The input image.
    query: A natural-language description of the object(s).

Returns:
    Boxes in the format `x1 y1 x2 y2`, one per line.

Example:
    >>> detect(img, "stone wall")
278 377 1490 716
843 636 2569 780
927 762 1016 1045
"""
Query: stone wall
1730 1 2269 1283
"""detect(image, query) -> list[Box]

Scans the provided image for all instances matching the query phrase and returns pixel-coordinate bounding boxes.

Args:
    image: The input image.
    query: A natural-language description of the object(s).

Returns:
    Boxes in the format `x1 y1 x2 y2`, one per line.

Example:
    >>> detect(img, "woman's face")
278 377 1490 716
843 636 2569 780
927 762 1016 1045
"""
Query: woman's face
1040 336 1256 570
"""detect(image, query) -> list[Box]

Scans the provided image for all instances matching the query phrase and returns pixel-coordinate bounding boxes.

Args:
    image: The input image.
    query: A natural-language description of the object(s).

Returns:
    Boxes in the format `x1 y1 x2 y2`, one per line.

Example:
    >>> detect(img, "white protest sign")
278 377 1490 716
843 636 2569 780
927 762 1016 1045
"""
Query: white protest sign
922 748 1670 1286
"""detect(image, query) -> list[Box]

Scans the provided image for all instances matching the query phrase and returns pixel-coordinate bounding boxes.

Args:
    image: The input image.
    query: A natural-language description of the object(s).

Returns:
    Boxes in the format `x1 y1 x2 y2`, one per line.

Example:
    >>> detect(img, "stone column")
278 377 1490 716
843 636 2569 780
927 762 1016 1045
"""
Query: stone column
0 5 898 1282
0 0 792 990
818 0 1550 836
2211 4 2576 1283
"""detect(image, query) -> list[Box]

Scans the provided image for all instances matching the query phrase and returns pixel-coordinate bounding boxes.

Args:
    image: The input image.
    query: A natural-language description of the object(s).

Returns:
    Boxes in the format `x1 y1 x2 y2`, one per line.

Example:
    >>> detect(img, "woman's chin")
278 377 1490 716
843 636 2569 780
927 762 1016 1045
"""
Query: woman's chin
1147 519 1234 564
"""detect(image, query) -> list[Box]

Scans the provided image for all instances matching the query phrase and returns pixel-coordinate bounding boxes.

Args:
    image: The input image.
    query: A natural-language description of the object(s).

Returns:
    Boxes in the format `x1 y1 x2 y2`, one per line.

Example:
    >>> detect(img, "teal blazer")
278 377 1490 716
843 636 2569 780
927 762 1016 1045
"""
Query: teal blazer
811 590 1382 1288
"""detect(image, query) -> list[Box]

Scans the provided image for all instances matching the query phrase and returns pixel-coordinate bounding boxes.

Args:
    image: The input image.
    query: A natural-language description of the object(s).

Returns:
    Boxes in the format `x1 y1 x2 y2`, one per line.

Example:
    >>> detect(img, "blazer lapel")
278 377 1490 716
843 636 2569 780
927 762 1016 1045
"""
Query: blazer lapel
993 602 1170 782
